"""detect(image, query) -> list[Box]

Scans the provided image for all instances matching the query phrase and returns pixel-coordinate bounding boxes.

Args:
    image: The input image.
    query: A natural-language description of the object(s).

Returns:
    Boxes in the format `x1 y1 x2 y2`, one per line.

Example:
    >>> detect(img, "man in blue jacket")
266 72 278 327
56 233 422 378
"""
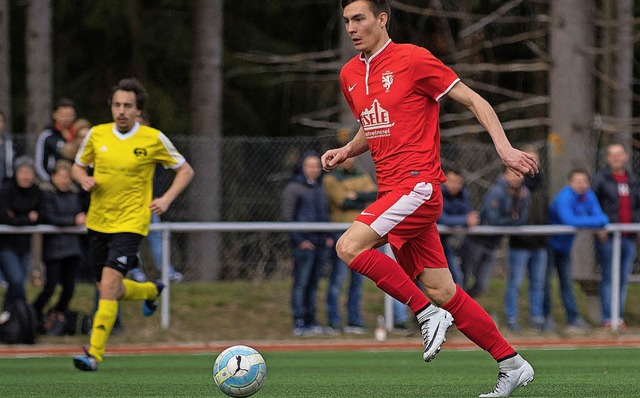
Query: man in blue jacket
282 150 334 336
545 169 609 332
438 167 479 286
460 168 530 297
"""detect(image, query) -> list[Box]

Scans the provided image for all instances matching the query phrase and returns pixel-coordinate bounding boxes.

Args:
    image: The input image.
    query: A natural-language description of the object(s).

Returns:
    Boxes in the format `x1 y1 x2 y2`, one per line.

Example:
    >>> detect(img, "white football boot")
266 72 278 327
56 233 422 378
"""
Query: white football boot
479 359 534 397
416 305 453 362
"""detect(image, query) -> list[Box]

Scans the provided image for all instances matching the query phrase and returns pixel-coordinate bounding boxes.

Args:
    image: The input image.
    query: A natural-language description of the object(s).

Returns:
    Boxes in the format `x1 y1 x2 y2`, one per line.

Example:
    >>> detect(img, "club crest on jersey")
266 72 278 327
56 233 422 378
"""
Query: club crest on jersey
133 147 148 158
382 70 394 92
360 99 394 139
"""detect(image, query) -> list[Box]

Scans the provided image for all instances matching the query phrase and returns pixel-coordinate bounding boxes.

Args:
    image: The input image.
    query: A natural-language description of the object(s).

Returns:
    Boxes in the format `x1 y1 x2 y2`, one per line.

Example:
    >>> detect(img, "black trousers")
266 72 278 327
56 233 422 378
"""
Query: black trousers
33 255 82 315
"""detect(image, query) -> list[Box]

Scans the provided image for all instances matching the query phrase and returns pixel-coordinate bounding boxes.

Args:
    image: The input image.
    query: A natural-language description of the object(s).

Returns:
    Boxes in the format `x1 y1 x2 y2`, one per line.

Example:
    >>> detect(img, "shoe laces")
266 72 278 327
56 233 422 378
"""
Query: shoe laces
419 319 432 345
490 371 510 395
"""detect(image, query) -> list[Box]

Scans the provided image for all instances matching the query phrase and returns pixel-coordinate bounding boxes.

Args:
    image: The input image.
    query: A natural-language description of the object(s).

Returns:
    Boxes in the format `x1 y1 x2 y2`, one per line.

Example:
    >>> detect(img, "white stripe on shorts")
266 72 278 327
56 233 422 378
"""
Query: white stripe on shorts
370 182 433 237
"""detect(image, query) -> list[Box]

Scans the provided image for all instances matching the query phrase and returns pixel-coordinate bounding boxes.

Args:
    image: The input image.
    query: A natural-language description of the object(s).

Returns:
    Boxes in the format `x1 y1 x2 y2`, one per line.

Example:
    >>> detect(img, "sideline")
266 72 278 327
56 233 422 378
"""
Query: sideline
2 334 640 358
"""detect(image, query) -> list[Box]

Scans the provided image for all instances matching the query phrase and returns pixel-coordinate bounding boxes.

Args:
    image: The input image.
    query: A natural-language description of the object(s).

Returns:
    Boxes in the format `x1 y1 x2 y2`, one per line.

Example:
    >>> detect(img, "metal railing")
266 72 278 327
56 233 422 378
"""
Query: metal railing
0 222 634 331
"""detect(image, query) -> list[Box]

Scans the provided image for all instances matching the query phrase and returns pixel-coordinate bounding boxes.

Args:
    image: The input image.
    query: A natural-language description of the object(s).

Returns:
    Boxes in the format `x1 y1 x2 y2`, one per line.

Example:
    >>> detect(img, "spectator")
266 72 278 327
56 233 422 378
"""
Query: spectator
0 110 16 288
282 150 333 336
591 142 640 329
60 118 92 161
503 146 548 332
35 97 77 182
0 110 16 187
323 155 377 334
545 169 608 333
0 156 42 310
32 160 86 332
438 167 479 285
460 168 530 297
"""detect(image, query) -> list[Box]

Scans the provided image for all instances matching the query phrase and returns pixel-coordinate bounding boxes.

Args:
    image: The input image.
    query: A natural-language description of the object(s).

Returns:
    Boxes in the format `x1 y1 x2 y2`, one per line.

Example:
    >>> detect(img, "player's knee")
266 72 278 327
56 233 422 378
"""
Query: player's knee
335 235 360 266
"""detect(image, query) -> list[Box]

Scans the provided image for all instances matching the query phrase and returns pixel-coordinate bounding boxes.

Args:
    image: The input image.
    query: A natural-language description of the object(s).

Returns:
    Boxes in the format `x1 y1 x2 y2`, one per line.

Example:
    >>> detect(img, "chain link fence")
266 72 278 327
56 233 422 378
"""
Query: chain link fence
10 134 640 282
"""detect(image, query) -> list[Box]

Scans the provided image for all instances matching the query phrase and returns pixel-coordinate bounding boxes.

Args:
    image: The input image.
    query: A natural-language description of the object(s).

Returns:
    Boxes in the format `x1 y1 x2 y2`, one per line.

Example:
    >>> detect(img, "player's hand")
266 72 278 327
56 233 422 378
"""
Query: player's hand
501 147 538 179
321 148 349 172
80 176 97 192
150 197 171 215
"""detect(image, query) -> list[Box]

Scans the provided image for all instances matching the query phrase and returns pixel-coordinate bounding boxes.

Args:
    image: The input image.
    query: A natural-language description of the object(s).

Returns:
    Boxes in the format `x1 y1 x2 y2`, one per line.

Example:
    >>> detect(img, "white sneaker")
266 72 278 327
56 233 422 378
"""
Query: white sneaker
478 360 534 397
417 306 453 362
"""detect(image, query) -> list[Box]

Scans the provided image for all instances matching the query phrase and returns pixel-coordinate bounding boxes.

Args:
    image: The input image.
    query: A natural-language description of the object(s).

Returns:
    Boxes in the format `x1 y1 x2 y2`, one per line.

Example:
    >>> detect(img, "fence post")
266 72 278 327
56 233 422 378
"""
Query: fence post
610 230 622 331
161 227 171 329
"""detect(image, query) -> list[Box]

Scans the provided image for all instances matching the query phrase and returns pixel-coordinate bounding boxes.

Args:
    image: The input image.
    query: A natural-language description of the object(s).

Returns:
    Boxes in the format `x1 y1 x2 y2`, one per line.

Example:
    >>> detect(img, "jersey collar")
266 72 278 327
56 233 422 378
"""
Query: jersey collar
112 121 140 140
359 39 392 64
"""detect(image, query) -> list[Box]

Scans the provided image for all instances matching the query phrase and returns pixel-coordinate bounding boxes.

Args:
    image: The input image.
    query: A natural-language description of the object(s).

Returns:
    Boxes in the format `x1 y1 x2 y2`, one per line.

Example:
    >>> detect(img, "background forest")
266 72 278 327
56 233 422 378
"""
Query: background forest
2 0 612 138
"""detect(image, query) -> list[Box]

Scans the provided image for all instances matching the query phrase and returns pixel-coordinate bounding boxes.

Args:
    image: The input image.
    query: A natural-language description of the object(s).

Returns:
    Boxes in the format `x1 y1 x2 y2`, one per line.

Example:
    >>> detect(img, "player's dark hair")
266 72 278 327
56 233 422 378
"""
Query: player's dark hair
109 78 147 111
341 0 391 26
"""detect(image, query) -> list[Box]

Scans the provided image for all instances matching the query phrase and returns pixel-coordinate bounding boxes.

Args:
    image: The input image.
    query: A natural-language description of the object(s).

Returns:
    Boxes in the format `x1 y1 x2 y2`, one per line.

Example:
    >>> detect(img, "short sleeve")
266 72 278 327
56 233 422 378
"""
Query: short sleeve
156 132 186 169
411 46 460 102
75 128 95 167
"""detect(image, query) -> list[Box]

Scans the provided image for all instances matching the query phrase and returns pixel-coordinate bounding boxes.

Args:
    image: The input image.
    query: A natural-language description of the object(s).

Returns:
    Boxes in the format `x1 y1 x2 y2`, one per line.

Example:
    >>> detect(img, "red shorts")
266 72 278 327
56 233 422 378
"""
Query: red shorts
355 180 448 279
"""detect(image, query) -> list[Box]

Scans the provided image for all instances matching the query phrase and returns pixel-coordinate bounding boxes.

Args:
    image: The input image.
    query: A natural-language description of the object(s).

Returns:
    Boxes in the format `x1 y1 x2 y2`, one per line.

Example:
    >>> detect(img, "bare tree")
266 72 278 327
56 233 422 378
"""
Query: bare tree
188 0 223 280
26 0 52 143
613 0 633 147
548 0 595 195
0 0 10 128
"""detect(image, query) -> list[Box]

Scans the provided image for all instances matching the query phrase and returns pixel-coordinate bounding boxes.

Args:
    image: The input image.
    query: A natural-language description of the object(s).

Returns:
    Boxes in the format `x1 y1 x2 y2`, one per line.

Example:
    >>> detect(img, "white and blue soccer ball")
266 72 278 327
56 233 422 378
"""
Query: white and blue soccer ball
212 345 267 397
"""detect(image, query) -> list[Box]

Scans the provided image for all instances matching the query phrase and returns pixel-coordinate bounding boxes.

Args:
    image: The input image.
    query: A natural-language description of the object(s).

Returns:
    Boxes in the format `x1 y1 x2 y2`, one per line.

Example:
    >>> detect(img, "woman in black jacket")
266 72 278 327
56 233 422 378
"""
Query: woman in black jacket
32 160 86 324
0 156 42 310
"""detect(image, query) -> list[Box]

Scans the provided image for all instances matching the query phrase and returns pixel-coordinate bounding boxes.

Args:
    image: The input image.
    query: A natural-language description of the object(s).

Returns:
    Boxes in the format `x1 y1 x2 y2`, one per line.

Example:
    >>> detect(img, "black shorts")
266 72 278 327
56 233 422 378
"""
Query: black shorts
87 229 143 281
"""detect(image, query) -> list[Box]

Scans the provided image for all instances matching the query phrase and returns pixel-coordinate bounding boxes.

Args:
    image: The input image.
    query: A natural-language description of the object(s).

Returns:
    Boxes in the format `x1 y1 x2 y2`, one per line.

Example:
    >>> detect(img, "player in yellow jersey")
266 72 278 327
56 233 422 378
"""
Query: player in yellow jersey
71 78 194 371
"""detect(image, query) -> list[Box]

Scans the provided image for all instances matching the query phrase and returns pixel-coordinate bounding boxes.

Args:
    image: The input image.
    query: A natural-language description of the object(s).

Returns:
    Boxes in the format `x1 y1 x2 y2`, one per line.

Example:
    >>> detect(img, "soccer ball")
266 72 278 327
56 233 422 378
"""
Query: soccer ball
212 345 267 397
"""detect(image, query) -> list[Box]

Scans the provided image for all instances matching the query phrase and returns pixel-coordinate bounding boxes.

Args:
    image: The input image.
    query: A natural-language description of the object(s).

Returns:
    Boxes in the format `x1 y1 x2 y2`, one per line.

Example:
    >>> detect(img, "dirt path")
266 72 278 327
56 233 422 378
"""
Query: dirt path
3 333 640 358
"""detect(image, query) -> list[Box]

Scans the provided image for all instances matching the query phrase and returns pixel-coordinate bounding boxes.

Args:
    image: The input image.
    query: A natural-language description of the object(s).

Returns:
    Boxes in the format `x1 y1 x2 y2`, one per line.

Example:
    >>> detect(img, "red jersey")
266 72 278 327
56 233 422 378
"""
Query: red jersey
340 40 459 191
613 172 632 224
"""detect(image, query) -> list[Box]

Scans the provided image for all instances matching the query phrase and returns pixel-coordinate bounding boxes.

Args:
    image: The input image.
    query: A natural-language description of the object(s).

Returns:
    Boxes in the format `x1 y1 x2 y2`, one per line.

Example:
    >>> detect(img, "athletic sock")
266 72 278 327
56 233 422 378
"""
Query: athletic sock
349 249 430 313
121 279 158 301
441 285 515 361
88 299 118 362
498 353 525 372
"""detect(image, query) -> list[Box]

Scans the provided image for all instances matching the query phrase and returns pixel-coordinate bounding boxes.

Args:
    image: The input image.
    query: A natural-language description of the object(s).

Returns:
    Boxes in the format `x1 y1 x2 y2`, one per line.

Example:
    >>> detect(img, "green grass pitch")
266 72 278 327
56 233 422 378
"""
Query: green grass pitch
1 348 639 397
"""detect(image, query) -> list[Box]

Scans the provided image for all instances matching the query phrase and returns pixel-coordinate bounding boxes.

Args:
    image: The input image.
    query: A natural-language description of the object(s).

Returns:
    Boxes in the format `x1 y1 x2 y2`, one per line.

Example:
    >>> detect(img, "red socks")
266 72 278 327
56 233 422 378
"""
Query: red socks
441 285 515 361
349 249 430 314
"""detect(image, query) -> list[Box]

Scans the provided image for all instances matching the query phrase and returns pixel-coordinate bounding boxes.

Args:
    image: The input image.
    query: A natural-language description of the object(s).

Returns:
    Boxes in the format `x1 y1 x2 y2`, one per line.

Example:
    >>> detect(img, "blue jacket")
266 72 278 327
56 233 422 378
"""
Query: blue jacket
438 184 473 227
548 186 609 253
281 151 330 247
472 175 530 249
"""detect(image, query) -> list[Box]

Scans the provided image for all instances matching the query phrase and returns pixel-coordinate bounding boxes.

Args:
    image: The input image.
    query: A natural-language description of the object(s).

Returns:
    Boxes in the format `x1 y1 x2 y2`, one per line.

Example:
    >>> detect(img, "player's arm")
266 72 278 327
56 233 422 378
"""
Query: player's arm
71 162 97 192
150 161 195 215
446 82 538 178
321 125 368 171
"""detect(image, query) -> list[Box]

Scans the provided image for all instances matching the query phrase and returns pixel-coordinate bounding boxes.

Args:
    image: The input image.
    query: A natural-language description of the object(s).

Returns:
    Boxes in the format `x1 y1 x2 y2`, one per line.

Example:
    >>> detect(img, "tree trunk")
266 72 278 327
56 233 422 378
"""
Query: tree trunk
0 0 10 130
549 0 595 195
550 0 599 323
189 0 223 280
613 0 633 147
26 0 52 145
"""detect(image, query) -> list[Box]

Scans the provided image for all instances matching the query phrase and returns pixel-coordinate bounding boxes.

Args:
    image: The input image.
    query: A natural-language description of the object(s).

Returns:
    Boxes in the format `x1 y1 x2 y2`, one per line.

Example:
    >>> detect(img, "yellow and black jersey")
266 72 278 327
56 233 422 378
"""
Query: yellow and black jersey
75 122 185 235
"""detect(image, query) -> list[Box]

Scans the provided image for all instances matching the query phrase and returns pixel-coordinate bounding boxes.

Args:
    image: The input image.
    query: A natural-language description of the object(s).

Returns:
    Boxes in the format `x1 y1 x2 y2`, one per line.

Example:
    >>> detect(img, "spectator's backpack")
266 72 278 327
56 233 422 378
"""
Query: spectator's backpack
0 299 39 344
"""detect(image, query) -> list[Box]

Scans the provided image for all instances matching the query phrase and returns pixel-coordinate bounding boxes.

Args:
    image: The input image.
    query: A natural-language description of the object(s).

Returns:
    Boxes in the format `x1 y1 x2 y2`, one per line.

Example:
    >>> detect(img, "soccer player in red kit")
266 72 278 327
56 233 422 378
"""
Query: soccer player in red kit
321 1 537 397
